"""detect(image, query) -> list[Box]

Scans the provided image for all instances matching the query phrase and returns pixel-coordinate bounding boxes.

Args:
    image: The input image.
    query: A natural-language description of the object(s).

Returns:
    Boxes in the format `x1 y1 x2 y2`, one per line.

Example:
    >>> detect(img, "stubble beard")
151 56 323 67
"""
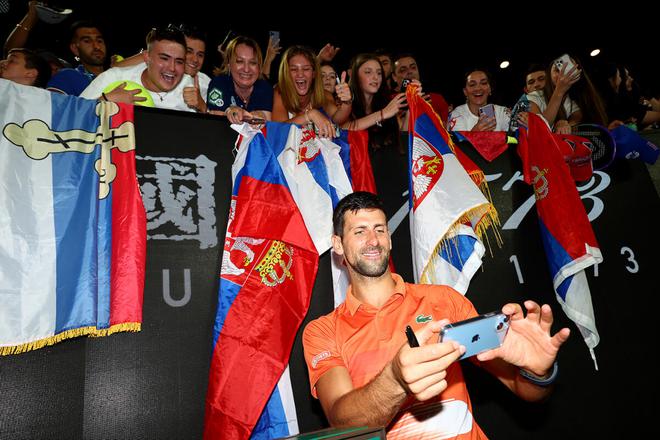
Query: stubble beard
347 246 389 278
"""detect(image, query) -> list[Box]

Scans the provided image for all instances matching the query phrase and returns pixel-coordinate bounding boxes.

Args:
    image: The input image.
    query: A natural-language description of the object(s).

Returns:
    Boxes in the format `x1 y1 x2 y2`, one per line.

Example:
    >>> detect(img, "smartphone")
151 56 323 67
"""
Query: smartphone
479 103 496 120
439 311 510 360
269 30 280 46
243 117 265 125
554 54 575 73
399 78 411 93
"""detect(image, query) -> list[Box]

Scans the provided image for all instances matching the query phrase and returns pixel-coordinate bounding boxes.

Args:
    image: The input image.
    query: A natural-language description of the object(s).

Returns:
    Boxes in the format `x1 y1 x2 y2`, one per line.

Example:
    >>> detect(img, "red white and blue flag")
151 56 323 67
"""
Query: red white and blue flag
329 129 377 306
519 113 602 367
0 80 146 355
204 121 354 439
407 86 496 294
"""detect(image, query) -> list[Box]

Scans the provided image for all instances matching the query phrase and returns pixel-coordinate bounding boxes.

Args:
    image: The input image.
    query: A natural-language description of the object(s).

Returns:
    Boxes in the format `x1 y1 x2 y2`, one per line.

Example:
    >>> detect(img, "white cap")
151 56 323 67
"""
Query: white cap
35 3 73 24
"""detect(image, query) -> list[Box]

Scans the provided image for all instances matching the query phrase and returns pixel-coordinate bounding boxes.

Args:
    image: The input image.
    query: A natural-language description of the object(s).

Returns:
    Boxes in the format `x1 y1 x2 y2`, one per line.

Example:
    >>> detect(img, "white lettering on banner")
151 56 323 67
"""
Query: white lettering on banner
137 155 217 249
620 246 639 273
502 171 611 230
162 269 192 307
509 255 525 284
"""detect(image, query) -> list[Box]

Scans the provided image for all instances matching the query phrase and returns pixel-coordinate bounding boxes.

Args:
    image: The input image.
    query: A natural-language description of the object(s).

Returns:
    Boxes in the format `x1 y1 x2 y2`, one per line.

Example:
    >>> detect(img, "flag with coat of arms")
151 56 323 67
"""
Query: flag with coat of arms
518 113 602 368
203 121 352 439
406 84 499 294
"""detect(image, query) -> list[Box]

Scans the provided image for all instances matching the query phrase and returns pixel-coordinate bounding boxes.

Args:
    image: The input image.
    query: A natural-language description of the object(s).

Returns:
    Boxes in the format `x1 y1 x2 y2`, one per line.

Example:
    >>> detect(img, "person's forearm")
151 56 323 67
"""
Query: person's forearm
487 359 554 403
341 111 382 131
327 363 408 428
542 90 566 126
331 103 352 125
4 9 38 55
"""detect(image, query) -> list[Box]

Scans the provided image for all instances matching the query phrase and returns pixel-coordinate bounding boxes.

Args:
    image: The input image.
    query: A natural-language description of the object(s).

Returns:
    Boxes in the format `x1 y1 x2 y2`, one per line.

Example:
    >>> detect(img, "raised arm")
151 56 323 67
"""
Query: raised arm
476 301 570 402
341 93 406 130
4 1 39 56
541 64 581 127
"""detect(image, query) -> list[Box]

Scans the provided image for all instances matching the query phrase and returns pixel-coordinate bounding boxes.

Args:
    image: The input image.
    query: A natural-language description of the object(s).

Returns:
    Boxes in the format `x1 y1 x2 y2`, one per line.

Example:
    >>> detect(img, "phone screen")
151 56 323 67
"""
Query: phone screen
269 30 280 45
440 312 509 360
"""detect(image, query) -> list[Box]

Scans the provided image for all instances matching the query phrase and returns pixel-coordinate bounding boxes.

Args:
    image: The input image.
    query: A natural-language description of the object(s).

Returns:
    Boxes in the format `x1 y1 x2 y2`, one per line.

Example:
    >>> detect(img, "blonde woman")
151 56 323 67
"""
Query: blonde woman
272 46 352 138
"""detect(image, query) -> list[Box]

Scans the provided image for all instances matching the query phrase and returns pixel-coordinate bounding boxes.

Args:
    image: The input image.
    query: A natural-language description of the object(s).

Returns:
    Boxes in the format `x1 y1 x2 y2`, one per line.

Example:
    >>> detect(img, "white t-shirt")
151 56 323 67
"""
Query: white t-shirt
526 90 580 118
80 63 202 112
447 103 511 131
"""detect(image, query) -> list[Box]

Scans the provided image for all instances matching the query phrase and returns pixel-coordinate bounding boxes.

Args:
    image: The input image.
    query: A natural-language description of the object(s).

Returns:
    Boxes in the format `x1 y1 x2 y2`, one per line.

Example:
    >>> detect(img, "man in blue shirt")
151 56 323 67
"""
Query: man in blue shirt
47 20 106 96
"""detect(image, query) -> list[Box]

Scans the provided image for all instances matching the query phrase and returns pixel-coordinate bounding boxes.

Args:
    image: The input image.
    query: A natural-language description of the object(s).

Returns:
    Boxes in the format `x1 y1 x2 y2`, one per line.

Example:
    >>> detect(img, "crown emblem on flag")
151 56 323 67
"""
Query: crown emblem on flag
256 241 294 287
411 135 444 210
531 166 549 200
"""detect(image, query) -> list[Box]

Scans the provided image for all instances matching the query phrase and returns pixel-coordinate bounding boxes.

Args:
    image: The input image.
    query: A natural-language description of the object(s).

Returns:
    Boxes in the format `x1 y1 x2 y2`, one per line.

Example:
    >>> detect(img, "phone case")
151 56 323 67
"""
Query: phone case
479 104 496 119
440 312 509 360
554 54 574 73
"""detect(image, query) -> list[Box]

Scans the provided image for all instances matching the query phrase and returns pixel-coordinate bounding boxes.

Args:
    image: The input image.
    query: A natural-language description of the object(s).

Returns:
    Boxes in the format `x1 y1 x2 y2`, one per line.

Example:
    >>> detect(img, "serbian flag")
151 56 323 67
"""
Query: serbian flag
407 84 497 294
519 113 602 368
330 129 377 306
0 79 145 355
204 122 320 439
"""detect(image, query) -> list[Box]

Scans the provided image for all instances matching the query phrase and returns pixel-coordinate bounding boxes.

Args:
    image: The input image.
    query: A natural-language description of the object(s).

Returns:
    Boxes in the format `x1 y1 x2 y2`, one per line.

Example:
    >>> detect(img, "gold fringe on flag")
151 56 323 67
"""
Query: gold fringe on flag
0 322 141 356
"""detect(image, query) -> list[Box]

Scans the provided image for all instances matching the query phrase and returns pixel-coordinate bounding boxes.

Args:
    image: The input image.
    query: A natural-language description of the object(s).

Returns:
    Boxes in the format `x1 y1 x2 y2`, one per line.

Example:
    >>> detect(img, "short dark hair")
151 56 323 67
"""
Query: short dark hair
525 63 546 76
8 48 51 87
333 192 385 237
145 26 187 50
69 20 103 42
393 52 416 65
167 23 207 42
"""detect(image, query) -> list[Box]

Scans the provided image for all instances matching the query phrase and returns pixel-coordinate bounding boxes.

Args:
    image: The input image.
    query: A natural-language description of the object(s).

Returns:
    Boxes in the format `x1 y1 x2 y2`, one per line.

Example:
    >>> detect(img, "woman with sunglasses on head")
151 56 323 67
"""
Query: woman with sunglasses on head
206 36 273 124
271 45 352 138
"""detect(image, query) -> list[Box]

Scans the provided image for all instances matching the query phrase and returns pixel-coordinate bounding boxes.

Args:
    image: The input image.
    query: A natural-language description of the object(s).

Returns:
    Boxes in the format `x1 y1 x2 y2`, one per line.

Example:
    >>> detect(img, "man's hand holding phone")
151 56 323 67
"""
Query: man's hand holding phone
391 320 465 401
475 301 570 378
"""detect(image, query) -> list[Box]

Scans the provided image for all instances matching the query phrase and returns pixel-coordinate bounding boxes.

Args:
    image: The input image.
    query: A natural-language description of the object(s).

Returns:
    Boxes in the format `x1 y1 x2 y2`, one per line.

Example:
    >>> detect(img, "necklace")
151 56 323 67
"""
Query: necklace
235 88 251 108
154 91 167 102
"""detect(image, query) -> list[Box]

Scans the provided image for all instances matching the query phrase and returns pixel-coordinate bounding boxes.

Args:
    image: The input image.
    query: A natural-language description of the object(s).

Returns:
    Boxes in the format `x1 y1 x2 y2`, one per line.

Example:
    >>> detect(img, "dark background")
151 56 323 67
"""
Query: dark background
1 1 656 107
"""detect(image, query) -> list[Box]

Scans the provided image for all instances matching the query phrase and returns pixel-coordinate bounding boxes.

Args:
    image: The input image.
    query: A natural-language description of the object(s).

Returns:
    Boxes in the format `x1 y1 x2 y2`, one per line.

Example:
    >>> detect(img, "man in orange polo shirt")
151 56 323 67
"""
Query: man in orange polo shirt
303 192 570 439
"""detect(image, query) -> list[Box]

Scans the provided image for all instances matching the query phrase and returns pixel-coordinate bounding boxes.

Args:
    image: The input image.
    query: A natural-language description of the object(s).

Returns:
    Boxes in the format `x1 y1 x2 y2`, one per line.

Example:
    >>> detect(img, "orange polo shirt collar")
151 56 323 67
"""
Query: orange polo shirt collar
345 272 407 316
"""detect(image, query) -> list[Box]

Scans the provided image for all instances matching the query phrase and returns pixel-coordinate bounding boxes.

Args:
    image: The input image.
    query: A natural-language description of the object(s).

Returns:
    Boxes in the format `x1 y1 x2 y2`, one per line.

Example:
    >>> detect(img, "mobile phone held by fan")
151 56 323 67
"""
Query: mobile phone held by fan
269 30 280 46
479 103 496 120
439 312 510 360
399 78 411 93
243 116 265 125
554 54 575 73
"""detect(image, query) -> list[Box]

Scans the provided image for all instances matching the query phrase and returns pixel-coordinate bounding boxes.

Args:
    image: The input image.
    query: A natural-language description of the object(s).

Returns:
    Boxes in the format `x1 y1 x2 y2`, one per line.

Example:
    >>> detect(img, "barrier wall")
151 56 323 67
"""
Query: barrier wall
1 108 658 439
